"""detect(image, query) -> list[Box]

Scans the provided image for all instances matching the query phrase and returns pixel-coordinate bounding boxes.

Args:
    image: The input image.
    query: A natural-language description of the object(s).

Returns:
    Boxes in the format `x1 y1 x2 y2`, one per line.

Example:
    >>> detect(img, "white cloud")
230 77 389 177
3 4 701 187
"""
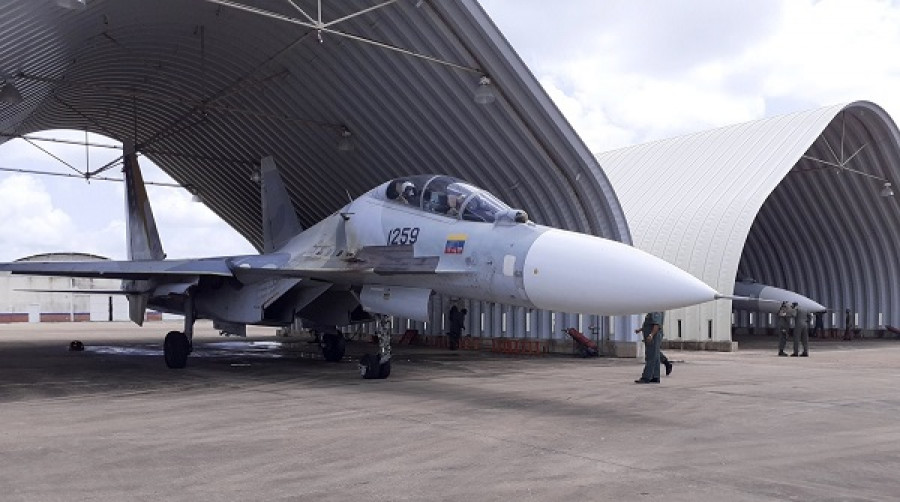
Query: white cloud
481 0 900 151
148 187 255 258
0 175 74 259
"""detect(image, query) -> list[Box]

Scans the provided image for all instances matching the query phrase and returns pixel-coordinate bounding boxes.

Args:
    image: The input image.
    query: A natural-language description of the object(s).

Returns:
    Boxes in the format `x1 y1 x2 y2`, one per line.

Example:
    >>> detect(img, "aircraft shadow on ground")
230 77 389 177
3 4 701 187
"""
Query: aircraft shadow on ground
0 338 646 424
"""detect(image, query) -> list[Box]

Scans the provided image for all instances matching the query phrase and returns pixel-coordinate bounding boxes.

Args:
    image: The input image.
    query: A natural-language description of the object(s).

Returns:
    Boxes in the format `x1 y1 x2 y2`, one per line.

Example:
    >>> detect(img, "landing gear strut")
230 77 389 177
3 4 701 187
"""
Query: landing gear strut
359 316 391 379
164 296 195 369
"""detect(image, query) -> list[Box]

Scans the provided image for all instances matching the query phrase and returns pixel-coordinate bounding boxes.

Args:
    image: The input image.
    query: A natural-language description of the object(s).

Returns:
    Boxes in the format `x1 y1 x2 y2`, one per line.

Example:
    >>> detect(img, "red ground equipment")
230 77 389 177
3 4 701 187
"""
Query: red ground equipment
564 328 599 357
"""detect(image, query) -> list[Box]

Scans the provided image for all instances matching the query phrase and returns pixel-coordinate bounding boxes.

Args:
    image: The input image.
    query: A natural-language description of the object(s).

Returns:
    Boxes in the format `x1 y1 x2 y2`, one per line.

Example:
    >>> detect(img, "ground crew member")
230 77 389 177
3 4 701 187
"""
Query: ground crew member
812 312 824 338
843 308 853 340
793 305 809 357
777 301 793 356
635 311 664 383
447 305 466 350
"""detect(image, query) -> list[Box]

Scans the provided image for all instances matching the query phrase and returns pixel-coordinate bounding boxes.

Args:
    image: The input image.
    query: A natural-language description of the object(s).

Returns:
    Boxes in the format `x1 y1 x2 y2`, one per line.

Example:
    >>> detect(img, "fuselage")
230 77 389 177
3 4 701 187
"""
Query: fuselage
275 175 717 318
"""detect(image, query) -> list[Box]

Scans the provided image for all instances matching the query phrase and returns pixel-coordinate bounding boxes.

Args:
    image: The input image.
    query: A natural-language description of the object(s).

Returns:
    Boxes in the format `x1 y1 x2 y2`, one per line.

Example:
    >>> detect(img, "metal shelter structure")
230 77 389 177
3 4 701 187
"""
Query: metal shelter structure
0 0 626 245
599 101 900 346
0 0 632 348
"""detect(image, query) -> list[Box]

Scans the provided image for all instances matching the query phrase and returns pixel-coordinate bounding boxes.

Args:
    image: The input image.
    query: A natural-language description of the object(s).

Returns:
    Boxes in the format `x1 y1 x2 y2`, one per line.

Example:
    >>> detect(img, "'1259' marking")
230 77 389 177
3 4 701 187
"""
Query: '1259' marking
387 227 419 245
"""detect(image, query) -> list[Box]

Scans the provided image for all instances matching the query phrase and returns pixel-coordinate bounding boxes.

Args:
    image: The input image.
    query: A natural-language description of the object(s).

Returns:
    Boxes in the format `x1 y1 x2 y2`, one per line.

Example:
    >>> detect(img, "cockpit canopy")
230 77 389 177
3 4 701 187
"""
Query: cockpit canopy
381 175 525 223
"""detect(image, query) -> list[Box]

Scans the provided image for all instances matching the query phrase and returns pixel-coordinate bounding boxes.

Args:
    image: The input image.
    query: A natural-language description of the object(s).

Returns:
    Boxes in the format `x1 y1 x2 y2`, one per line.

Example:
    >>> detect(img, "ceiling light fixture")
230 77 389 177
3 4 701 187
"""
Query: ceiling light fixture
880 182 894 198
55 0 87 10
337 128 354 152
184 184 204 203
473 76 496 105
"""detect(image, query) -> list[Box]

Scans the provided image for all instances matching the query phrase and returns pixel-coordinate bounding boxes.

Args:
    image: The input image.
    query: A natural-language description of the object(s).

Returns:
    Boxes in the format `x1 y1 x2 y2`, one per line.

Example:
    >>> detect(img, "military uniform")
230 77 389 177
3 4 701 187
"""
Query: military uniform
637 311 664 383
794 308 809 356
777 302 793 356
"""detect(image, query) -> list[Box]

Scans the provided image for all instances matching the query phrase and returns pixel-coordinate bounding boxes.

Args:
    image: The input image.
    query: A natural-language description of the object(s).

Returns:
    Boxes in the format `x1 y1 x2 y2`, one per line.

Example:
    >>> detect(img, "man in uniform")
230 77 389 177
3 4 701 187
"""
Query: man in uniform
635 311 664 383
447 304 467 350
843 308 854 341
777 301 793 356
794 305 809 357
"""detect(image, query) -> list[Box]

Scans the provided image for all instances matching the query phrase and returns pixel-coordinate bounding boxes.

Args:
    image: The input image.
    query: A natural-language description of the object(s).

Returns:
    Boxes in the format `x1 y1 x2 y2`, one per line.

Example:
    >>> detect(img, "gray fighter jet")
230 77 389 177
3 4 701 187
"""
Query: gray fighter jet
731 278 827 313
0 145 717 378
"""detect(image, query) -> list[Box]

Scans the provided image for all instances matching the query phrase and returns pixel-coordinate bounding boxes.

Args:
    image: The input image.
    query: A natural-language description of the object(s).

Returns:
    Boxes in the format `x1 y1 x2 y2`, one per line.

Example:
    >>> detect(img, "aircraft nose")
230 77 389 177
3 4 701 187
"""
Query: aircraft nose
522 229 717 315
798 298 827 313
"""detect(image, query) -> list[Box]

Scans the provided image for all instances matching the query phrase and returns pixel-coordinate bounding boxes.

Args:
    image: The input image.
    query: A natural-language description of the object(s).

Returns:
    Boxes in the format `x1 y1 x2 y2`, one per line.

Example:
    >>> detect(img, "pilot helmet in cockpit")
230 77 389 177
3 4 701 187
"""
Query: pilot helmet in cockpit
400 181 416 201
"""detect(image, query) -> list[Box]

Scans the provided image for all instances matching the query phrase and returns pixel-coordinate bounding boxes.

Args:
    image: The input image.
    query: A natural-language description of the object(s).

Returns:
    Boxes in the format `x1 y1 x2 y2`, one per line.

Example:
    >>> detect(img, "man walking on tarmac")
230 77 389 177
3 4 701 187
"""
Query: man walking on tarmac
635 311 666 383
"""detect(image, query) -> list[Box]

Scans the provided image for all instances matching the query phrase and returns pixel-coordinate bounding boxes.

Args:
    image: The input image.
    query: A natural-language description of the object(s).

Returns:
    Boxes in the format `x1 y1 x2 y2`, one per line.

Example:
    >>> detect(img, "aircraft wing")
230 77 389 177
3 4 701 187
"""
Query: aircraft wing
0 257 238 280
0 247 460 283
230 246 458 282
14 288 144 295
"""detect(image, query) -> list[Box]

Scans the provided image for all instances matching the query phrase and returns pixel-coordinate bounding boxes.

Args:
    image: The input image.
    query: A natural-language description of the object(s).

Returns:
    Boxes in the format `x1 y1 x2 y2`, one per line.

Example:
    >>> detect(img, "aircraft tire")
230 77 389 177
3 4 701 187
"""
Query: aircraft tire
164 331 189 369
377 359 391 379
322 333 346 362
359 354 379 379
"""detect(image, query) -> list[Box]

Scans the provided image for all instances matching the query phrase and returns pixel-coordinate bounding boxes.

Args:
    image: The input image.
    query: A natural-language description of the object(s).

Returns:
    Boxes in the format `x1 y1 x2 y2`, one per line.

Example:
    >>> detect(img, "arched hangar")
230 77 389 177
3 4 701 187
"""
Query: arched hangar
0 0 625 244
0 1 636 350
599 101 900 348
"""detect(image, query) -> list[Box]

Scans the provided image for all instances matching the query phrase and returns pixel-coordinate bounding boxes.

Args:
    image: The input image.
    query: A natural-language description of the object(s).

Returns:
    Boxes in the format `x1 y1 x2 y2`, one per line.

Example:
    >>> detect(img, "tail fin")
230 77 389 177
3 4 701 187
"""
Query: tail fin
123 140 165 261
260 156 302 253
122 140 163 326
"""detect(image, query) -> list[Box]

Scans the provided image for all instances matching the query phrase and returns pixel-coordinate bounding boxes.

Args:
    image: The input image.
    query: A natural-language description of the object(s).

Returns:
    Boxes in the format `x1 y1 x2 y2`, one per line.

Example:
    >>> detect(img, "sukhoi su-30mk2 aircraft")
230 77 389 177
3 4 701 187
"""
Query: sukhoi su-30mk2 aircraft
0 144 717 378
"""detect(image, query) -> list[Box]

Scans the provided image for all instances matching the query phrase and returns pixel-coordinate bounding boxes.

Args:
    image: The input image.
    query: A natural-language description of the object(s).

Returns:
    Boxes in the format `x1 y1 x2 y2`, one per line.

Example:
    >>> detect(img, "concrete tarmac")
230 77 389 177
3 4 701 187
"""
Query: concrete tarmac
2 322 900 501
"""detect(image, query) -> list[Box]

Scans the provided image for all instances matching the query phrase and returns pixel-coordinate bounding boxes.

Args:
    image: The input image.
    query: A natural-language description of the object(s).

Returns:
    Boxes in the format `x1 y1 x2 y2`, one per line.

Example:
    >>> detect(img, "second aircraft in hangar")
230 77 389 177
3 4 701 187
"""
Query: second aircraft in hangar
0 144 718 378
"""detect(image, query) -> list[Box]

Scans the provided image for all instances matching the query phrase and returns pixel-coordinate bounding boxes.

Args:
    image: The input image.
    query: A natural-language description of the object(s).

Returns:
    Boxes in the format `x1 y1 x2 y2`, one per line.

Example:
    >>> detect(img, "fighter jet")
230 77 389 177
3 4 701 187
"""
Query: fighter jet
731 278 827 313
0 144 717 378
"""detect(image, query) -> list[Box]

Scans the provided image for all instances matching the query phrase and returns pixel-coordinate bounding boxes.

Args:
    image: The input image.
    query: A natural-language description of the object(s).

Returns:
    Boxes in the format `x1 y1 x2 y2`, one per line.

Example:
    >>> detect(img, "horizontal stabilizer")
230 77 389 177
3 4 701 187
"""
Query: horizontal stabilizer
0 257 242 280
15 288 144 295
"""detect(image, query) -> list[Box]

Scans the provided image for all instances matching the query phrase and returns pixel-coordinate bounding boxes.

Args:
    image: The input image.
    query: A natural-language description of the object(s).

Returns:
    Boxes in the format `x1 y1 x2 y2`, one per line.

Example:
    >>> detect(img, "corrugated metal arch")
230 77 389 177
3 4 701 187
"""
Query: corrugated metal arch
599 101 900 341
0 0 628 249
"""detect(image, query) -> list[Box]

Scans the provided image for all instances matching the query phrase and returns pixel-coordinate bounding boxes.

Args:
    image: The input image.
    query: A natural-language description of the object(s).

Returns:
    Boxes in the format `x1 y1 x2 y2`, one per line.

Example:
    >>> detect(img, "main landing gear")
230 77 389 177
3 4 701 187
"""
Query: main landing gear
321 332 347 362
163 297 195 369
164 331 191 368
359 316 391 379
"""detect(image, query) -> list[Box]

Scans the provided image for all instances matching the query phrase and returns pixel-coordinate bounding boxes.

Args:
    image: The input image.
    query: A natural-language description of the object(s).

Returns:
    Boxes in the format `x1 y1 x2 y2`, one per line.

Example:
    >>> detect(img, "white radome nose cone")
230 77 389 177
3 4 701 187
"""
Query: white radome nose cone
523 229 716 315
761 286 827 313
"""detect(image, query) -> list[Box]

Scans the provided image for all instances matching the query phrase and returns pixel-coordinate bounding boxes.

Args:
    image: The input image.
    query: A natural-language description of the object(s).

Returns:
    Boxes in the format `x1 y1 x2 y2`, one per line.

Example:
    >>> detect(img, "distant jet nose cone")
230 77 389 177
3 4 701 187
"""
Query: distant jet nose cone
522 230 716 315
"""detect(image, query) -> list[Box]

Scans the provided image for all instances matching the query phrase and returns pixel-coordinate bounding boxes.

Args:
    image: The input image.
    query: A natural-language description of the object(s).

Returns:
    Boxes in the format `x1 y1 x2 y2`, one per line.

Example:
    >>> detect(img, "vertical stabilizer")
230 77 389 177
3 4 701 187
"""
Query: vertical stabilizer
122 140 163 326
261 156 302 253
123 140 165 261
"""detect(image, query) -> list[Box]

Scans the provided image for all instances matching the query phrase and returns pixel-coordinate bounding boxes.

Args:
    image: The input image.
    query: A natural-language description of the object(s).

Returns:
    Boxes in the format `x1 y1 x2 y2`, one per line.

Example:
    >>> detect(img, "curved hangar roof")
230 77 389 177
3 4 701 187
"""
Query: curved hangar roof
599 101 900 339
0 0 628 250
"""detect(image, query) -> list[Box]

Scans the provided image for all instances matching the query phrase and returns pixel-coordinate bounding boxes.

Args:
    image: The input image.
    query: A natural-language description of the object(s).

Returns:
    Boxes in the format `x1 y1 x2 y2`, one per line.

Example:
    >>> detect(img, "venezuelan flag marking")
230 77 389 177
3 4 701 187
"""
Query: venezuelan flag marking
444 233 467 254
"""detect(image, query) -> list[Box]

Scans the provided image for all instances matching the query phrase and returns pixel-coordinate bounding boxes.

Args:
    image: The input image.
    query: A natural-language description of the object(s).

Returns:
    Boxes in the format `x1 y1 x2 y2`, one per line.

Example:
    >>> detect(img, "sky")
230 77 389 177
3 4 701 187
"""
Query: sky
2 0 900 261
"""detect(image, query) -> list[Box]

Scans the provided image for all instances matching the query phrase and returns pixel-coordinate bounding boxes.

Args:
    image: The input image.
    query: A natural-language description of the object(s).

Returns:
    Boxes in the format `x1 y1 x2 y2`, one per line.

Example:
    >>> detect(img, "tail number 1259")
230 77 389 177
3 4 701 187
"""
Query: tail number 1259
387 227 419 245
